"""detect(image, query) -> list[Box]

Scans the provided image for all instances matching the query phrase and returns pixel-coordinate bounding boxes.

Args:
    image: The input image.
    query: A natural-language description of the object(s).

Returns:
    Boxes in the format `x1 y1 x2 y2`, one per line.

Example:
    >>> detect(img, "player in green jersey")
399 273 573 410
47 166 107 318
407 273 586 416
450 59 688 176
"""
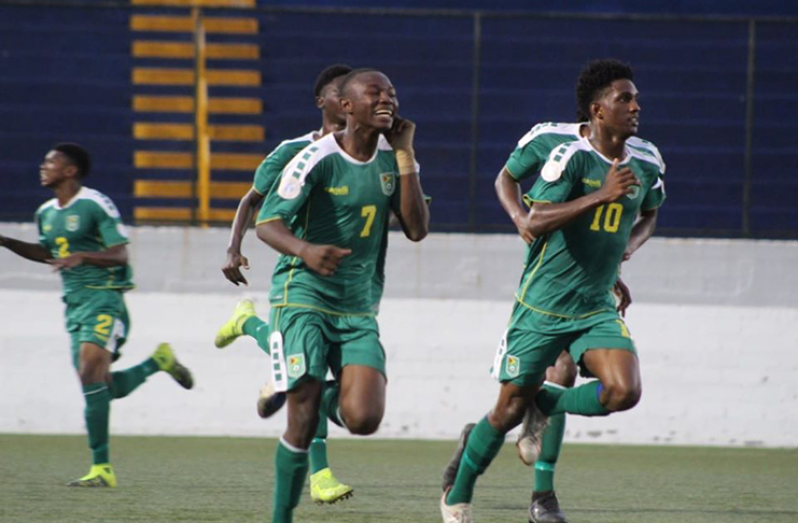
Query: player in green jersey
0 143 193 488
216 64 356 504
441 116 649 522
254 68 429 523
441 59 665 523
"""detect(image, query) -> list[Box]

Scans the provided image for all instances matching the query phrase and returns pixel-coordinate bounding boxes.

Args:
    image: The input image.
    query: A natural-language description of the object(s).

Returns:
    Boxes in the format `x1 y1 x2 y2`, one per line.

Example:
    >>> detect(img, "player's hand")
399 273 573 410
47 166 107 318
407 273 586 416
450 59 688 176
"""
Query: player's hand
614 276 632 317
47 253 83 271
222 251 250 286
514 212 537 244
384 117 416 153
300 244 352 276
599 159 639 203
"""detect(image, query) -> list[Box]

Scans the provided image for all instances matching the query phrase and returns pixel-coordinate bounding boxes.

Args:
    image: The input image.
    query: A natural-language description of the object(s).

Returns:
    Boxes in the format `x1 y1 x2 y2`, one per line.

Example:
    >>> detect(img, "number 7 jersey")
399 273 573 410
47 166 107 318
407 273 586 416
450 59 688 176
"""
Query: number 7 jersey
517 137 665 318
257 133 405 316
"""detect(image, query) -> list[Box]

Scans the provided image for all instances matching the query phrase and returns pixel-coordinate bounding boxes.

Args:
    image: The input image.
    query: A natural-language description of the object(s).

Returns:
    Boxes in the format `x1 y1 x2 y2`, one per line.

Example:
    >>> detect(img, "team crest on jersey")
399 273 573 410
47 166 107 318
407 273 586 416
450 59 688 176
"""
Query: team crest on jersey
287 354 306 378
380 172 397 196
42 223 52 233
505 355 521 378
626 185 641 200
65 215 80 232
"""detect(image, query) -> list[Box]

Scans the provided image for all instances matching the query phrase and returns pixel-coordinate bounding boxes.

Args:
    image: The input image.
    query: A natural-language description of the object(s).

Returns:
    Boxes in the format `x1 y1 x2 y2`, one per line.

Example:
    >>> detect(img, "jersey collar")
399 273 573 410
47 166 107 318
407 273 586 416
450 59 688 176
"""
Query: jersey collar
331 134 380 166
580 137 632 166
54 186 86 210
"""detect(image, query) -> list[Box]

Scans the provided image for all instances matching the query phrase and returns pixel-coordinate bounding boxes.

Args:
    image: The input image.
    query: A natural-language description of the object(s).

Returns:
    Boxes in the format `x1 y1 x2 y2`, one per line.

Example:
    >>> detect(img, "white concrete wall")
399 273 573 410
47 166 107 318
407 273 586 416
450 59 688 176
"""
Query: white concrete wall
1 223 796 447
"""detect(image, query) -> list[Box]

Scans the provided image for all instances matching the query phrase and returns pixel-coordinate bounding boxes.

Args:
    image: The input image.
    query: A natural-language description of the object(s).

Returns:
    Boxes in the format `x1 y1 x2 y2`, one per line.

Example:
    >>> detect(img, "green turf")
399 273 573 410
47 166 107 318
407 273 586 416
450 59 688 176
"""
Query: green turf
0 434 796 523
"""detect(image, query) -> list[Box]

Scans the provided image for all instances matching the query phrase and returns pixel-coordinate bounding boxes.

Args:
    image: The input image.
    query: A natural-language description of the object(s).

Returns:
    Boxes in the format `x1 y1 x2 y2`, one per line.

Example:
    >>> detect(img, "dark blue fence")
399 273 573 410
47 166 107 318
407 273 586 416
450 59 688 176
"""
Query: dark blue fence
0 2 796 238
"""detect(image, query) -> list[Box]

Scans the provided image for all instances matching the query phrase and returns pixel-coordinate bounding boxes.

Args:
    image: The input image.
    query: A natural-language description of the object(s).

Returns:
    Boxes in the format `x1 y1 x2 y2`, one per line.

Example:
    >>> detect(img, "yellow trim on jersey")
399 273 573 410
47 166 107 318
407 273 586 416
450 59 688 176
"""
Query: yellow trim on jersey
251 184 264 196
84 284 135 291
514 298 612 320
255 216 282 225
518 239 548 302
272 302 376 318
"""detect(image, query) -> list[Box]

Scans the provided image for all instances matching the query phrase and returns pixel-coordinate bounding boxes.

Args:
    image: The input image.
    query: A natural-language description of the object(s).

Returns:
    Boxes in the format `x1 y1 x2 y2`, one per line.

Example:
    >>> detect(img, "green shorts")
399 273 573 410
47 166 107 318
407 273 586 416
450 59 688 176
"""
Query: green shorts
64 289 130 370
268 306 386 392
492 301 636 386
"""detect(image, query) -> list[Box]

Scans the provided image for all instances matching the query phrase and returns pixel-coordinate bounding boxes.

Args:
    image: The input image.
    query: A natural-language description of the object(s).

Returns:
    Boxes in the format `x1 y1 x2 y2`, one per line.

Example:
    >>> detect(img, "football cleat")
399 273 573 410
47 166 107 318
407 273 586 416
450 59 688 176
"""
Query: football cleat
152 343 194 389
256 382 286 419
67 463 117 488
214 299 256 349
310 467 353 504
440 490 473 523
442 422 475 491
516 403 549 466
529 491 568 523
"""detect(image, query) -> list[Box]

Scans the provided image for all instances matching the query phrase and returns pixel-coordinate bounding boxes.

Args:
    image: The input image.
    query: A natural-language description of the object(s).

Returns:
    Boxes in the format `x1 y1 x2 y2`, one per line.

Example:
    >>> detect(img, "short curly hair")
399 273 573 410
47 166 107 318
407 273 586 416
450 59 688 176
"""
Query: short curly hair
313 64 353 98
575 59 634 122
53 143 91 178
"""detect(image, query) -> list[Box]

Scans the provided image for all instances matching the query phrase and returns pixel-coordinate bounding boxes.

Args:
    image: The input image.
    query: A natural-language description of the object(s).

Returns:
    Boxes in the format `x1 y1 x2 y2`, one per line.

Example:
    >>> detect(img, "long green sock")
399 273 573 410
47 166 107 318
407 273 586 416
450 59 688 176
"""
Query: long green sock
446 417 505 505
535 380 610 417
534 412 566 492
309 398 330 473
272 439 309 523
320 383 344 428
83 382 111 464
109 358 160 399
243 317 271 355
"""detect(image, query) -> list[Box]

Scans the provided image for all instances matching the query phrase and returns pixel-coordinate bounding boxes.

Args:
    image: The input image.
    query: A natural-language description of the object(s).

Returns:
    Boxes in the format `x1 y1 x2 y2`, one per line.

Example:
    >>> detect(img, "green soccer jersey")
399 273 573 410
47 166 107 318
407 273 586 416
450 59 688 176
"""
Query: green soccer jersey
35 187 134 295
505 121 667 183
258 133 405 315
252 131 317 196
515 137 666 318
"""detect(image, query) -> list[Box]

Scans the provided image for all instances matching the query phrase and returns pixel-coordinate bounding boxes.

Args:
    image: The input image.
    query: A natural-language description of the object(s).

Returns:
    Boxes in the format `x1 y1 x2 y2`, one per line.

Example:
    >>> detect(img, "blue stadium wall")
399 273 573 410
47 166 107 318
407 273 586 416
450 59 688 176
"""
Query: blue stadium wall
0 0 796 237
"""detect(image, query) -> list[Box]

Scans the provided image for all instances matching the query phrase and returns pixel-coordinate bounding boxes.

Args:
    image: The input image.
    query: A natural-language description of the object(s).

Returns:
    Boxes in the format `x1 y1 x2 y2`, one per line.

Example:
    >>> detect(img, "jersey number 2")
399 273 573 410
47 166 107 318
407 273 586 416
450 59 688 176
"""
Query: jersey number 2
55 237 71 258
590 203 623 233
360 205 376 237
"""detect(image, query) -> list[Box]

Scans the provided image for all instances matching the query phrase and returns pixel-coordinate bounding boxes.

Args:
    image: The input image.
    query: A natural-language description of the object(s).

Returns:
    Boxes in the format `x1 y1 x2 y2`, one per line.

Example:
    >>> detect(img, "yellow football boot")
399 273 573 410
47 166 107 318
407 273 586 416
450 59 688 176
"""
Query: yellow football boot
214 299 257 349
310 467 353 504
67 463 117 488
152 343 194 389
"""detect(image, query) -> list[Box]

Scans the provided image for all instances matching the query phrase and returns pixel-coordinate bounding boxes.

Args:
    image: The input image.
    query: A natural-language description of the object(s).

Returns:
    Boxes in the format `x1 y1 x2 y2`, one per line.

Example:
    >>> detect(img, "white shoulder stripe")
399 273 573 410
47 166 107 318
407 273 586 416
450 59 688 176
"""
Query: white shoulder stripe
267 131 317 159
539 139 589 182
628 136 666 174
36 198 57 216
78 188 122 219
628 146 665 174
518 122 581 148
276 134 338 198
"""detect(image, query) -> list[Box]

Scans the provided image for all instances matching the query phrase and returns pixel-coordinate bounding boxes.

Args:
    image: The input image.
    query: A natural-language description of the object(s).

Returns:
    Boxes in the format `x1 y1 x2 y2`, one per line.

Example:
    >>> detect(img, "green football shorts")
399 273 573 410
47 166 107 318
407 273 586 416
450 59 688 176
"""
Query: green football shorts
492 301 636 386
268 306 386 392
64 289 130 370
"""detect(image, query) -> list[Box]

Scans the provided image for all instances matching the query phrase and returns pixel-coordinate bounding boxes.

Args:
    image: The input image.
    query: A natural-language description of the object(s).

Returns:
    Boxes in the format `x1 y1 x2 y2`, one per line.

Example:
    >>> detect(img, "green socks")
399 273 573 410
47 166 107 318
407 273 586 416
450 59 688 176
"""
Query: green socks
109 358 159 399
309 400 329 474
243 317 271 355
534 412 566 492
82 382 111 464
272 438 309 523
320 382 344 428
446 417 505 505
535 380 610 417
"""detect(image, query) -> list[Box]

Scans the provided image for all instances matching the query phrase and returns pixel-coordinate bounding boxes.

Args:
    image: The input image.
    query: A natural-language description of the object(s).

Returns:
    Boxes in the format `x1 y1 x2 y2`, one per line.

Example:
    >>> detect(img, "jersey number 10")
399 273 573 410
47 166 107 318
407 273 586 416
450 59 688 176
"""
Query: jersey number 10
590 203 623 233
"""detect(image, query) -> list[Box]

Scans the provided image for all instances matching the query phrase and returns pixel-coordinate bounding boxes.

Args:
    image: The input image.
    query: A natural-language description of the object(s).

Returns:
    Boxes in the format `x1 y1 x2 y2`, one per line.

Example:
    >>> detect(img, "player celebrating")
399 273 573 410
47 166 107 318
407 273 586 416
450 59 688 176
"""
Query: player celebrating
215 64 356 504
0 144 193 487
255 68 429 523
440 59 665 523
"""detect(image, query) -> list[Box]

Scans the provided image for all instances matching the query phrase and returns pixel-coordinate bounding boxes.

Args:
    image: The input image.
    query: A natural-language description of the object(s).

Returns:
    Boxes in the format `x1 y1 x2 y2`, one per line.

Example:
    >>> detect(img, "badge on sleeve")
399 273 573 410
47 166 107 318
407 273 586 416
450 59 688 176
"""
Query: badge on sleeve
540 160 563 182
278 175 302 200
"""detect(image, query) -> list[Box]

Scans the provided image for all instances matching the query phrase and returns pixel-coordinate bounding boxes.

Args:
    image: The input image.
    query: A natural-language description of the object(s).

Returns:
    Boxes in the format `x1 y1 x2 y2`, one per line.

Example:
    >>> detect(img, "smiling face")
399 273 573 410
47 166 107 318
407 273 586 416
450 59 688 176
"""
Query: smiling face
340 71 398 131
39 150 78 188
591 79 641 138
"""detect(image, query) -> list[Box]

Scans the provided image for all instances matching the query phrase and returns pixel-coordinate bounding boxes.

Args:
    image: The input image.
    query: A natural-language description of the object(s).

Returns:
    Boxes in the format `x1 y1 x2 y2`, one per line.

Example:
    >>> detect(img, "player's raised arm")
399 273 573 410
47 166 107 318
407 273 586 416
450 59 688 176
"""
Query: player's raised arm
385 118 428 242
223 187 264 286
0 234 51 263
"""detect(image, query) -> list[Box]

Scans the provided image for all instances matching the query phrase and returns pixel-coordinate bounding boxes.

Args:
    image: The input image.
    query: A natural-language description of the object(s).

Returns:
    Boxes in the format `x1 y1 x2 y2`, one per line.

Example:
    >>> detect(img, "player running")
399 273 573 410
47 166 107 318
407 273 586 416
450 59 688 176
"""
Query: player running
0 144 193 488
215 64 356 505
440 59 665 523
254 68 429 523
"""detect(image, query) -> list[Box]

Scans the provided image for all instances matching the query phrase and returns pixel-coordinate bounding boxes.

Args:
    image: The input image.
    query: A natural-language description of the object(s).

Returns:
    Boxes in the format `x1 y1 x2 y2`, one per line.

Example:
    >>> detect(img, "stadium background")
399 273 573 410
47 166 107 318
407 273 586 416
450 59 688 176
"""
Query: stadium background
1 0 796 446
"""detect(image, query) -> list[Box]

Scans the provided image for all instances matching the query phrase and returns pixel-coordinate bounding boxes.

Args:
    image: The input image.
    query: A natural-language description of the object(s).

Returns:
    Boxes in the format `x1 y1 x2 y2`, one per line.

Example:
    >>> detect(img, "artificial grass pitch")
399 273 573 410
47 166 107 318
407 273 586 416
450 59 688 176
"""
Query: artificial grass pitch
1 434 796 523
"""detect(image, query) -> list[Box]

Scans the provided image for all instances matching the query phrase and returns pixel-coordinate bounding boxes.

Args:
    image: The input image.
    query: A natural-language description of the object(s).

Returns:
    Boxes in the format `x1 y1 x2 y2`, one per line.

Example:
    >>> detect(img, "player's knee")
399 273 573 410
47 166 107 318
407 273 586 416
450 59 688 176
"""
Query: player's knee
344 411 382 435
546 355 577 388
603 382 641 412
491 396 527 432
